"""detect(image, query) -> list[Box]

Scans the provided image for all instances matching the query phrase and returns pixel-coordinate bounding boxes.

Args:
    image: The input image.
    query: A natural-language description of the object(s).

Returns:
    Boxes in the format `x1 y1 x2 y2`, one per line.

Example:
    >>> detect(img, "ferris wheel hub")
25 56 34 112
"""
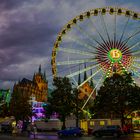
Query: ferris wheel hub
108 48 122 62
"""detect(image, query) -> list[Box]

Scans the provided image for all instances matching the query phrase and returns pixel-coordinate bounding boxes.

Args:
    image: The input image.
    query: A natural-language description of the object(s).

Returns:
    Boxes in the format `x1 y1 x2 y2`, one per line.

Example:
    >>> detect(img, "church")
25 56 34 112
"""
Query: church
13 65 48 102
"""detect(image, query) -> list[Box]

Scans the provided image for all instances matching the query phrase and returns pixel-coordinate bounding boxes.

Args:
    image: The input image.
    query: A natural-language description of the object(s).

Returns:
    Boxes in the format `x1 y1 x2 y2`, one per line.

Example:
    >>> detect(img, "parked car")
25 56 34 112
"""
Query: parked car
57 127 85 137
92 125 123 138
1 123 13 133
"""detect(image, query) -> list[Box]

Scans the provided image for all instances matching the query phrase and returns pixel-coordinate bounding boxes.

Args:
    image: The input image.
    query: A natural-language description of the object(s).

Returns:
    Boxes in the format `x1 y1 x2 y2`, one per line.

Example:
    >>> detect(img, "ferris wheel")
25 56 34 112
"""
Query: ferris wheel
51 7 140 108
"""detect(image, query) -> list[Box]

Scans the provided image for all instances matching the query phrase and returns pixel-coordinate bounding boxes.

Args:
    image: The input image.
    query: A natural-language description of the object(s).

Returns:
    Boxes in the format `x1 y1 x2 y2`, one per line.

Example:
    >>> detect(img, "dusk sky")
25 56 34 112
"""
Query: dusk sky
0 0 140 90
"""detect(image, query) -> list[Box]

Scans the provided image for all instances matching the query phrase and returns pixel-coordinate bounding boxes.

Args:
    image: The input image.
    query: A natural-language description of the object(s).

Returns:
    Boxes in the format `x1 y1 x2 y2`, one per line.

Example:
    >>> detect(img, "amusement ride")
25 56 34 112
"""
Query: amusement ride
51 7 140 109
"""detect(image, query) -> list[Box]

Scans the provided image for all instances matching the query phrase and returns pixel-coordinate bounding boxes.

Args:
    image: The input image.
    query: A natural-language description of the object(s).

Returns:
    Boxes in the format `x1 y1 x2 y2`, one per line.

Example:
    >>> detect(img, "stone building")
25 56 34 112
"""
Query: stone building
13 65 48 102
78 65 96 100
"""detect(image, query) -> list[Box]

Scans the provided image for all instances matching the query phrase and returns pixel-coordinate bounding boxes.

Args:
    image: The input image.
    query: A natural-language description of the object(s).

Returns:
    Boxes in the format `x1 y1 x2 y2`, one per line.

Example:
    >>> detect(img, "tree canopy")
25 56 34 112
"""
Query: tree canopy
45 77 74 129
93 73 140 126
10 89 32 122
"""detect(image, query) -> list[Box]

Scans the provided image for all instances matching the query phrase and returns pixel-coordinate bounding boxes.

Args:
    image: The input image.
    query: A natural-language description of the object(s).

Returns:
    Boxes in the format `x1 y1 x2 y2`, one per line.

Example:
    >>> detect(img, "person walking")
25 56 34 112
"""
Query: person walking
27 123 31 137
31 122 37 139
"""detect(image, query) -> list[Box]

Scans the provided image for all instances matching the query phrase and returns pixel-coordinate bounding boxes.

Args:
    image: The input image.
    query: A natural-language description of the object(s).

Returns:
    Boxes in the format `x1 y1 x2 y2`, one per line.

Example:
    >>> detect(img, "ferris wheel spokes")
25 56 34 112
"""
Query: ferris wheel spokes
131 49 140 55
64 35 97 51
123 29 140 44
57 58 97 66
58 47 95 57
133 57 140 62
88 18 110 51
99 14 111 42
122 41 140 53
75 22 108 49
67 63 100 78
119 17 130 43
81 75 104 110
113 10 117 42
77 68 102 89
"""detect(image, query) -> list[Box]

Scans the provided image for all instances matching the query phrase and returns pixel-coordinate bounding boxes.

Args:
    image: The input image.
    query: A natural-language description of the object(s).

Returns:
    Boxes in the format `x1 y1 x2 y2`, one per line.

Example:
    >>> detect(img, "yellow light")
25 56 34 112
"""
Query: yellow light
12 121 16 127
90 121 94 126
100 121 105 126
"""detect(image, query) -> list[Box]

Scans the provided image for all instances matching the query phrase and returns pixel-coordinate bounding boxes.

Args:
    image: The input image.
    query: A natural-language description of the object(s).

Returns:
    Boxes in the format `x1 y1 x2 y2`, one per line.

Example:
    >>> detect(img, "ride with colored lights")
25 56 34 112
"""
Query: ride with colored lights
0 89 11 106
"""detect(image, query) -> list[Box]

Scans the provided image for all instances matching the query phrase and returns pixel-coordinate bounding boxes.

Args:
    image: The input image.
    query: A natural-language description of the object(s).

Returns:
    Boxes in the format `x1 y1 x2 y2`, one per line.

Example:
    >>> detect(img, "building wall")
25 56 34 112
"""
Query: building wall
79 82 96 99
13 68 48 102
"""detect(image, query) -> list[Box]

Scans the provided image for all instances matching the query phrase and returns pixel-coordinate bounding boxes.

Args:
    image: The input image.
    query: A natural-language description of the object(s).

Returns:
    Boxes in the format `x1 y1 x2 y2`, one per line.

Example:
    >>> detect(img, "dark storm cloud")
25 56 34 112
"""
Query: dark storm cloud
0 0 40 10
0 0 139 89
0 20 56 50
0 0 58 85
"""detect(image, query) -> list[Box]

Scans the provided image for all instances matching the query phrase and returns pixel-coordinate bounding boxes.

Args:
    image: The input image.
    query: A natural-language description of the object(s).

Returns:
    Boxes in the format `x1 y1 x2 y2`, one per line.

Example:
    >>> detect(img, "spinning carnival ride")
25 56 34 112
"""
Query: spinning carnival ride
51 7 140 109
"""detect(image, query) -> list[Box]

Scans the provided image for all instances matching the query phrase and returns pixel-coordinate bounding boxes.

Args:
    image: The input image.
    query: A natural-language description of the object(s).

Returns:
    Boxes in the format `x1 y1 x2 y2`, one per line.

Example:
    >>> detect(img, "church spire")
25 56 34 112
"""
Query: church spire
43 71 48 83
84 63 87 81
90 69 94 88
39 64 41 74
78 65 81 85
33 72 35 81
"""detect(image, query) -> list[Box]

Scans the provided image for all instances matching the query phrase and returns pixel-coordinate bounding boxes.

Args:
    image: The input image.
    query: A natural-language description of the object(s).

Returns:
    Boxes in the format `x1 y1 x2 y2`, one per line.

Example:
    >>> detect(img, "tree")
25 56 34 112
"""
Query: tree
93 73 140 127
72 88 84 127
0 103 11 117
72 88 94 123
10 89 32 123
46 77 74 129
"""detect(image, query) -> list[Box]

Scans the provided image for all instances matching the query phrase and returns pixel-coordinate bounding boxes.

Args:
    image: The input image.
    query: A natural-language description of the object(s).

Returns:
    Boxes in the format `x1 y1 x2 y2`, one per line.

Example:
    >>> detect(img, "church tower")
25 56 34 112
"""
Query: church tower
13 65 48 102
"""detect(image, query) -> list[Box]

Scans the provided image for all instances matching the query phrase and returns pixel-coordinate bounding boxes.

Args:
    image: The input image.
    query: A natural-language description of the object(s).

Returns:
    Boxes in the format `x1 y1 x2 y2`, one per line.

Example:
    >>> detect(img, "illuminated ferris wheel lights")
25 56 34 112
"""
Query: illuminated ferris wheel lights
52 7 140 110
122 66 126 71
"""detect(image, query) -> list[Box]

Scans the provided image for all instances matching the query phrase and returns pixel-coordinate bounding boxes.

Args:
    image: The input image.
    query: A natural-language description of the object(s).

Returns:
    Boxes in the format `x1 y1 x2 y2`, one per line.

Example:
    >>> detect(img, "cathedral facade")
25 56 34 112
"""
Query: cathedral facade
78 65 96 100
13 65 48 102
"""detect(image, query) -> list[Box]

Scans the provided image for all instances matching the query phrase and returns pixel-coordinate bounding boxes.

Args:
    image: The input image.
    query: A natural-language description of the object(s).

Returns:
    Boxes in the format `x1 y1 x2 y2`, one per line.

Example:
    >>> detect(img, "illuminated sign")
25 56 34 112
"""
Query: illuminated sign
108 49 122 62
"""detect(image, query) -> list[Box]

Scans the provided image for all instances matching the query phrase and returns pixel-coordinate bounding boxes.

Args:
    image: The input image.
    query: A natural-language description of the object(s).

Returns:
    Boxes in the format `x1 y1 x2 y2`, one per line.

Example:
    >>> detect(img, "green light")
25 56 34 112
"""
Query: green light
108 49 122 62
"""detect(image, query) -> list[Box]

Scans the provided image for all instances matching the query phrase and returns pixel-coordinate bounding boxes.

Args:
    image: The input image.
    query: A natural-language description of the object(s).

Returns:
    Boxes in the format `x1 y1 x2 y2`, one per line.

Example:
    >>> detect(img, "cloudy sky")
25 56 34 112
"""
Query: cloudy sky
0 0 140 90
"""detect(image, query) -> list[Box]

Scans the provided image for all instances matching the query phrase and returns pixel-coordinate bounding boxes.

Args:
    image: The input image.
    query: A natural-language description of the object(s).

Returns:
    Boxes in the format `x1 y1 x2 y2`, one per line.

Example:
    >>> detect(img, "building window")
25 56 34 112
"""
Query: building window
90 121 94 126
100 121 105 126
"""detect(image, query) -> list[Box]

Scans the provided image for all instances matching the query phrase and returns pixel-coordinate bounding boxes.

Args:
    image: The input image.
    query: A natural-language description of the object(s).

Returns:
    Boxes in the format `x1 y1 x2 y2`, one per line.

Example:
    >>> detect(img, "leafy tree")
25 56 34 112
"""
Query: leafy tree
93 73 140 127
43 102 53 121
0 103 11 117
72 87 95 124
10 90 32 123
72 88 85 127
46 77 74 129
